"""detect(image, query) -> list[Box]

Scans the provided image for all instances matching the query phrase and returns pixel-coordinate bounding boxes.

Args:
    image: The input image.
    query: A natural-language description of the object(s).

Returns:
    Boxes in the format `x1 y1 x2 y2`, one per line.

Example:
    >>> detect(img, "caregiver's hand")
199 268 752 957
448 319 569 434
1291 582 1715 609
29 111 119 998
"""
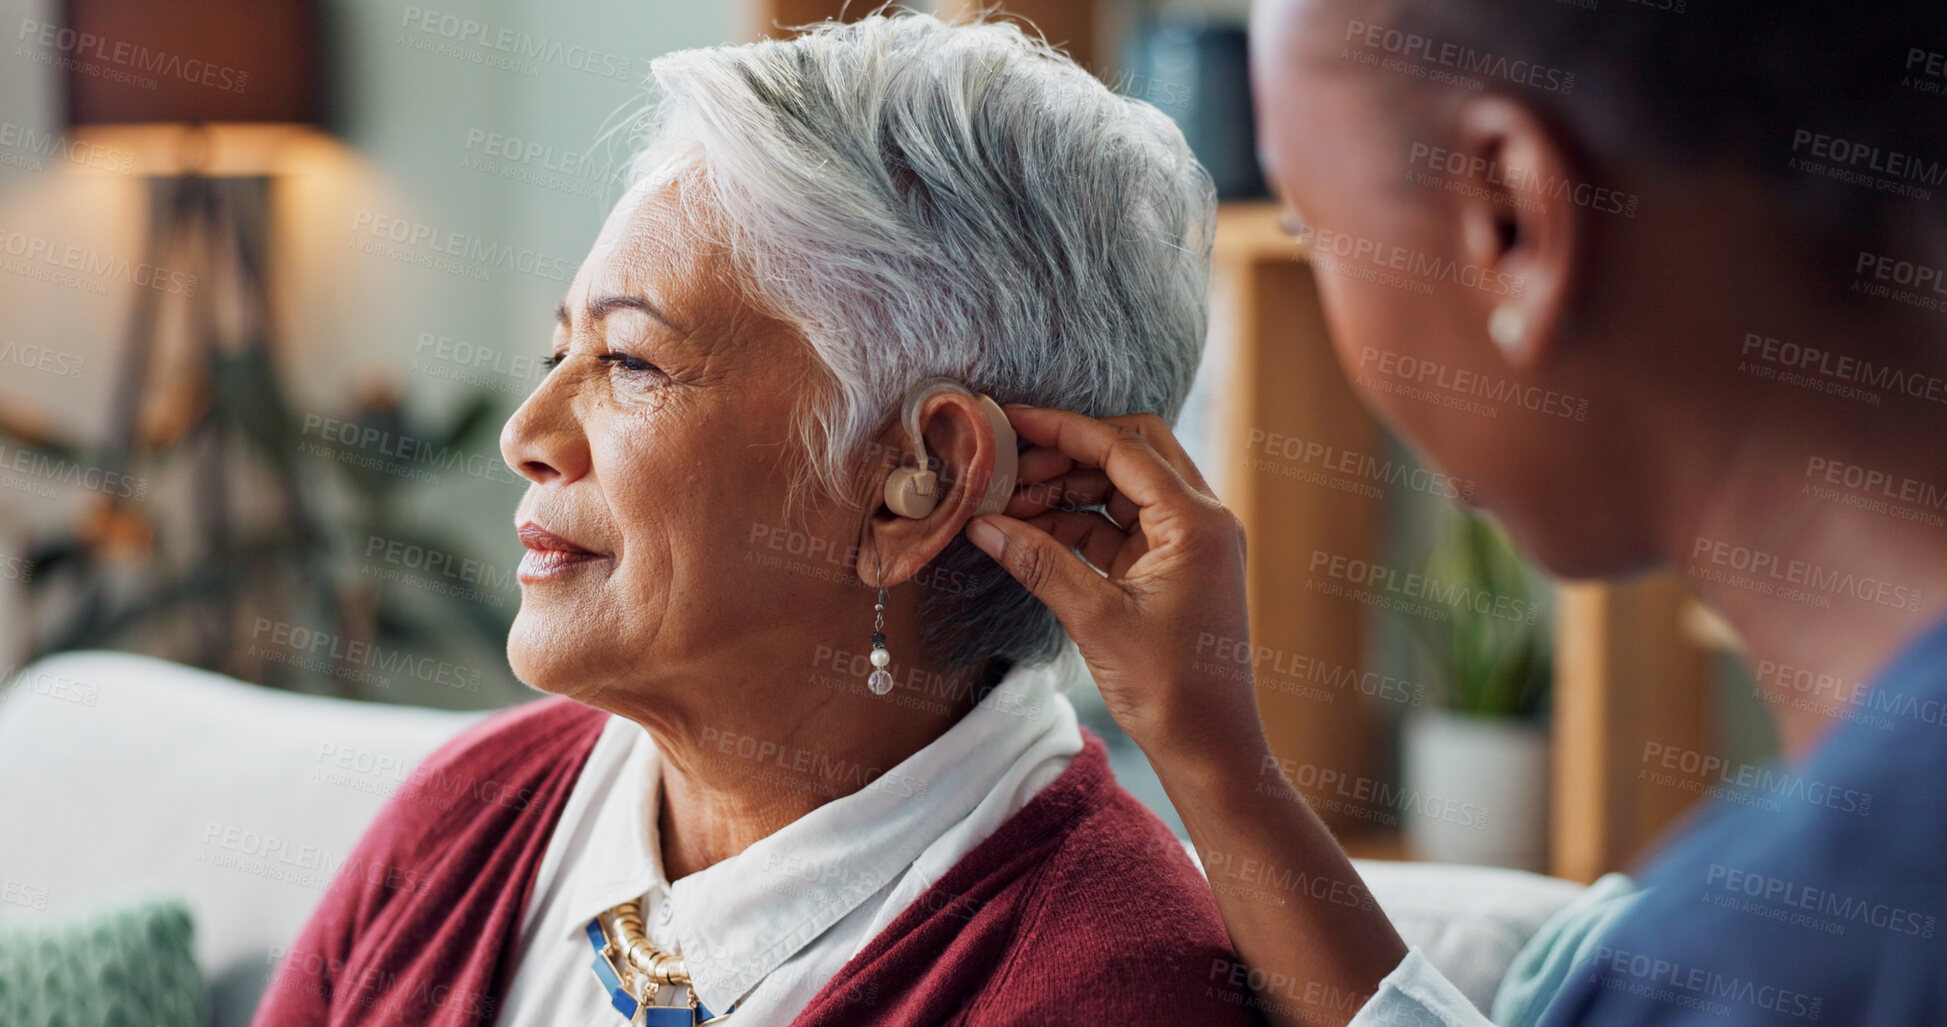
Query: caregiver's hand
964 405 1411 1027
961 405 1266 773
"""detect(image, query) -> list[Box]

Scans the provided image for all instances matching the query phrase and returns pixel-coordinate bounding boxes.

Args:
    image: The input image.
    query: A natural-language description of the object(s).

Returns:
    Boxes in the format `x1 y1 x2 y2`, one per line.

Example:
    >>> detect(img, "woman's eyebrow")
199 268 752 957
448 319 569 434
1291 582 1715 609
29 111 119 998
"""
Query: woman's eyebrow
556 294 688 335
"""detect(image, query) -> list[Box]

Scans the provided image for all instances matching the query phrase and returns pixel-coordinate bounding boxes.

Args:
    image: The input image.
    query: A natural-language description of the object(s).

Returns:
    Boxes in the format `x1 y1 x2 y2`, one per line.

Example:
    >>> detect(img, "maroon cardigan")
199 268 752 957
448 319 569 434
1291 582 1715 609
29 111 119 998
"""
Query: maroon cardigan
253 697 1260 1026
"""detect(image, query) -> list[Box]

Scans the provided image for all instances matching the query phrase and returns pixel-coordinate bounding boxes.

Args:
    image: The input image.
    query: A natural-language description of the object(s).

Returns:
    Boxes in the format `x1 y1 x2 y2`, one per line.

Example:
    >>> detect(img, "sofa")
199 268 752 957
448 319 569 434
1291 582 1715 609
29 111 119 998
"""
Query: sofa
0 651 1587 1026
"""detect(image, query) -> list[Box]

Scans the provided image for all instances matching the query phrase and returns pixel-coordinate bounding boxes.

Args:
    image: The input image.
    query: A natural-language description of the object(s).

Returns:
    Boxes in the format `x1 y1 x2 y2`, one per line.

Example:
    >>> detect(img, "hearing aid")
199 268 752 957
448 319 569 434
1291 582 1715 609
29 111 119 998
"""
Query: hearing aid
883 377 1020 519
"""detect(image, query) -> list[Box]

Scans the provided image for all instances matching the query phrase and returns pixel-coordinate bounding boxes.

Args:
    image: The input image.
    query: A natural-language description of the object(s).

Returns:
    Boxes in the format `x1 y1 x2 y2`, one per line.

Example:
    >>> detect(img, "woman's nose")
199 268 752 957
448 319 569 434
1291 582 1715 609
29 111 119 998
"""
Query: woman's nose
500 369 591 485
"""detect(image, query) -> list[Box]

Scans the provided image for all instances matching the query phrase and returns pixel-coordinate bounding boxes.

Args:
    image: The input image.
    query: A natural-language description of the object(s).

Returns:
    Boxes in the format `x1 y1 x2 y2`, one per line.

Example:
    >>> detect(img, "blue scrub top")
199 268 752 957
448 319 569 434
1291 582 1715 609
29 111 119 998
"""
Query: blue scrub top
1541 615 1947 1025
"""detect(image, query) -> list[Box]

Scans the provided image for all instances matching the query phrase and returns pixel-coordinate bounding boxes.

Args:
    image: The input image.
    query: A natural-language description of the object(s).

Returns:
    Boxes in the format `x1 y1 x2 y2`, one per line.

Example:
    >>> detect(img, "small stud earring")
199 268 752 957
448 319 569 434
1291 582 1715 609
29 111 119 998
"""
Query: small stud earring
867 558 893 696
1488 305 1527 358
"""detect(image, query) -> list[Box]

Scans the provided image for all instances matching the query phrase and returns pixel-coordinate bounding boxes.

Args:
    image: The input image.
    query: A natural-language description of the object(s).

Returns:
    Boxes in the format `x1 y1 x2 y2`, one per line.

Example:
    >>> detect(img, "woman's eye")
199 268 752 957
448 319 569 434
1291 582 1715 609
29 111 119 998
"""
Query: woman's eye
541 352 567 371
596 352 663 375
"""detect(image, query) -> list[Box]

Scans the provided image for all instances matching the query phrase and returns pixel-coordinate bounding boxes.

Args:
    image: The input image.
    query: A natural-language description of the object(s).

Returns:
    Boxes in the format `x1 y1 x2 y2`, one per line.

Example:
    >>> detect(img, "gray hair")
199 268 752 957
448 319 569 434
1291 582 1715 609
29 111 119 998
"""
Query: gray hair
622 9 1216 671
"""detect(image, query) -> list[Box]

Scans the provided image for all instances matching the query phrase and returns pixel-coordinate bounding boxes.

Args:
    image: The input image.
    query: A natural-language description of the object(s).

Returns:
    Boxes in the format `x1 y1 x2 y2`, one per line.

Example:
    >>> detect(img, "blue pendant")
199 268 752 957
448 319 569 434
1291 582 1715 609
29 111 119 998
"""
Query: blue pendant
586 920 642 1019
585 915 731 1025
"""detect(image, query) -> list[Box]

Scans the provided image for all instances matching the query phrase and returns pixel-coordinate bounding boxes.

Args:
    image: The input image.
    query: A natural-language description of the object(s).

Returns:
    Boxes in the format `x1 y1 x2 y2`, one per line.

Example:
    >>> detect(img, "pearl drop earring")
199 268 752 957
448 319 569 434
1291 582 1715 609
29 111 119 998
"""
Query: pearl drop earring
867 562 893 696
1488 305 1527 358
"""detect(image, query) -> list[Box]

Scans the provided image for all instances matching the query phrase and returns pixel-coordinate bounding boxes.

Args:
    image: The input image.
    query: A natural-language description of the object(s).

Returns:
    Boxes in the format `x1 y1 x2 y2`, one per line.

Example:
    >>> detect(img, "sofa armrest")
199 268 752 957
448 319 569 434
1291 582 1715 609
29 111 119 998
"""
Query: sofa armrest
1353 858 1587 1014
0 652 485 1027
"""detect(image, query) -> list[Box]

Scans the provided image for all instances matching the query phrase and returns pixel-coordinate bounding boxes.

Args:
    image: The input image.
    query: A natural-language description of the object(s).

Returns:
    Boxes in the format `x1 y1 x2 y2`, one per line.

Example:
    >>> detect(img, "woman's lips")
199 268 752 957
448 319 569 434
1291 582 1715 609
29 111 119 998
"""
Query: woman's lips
516 522 607 583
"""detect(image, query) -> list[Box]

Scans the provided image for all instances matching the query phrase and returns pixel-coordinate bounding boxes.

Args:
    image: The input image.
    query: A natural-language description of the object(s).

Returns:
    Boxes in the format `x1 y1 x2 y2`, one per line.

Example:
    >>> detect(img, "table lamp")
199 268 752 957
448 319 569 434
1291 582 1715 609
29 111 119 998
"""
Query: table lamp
33 0 326 669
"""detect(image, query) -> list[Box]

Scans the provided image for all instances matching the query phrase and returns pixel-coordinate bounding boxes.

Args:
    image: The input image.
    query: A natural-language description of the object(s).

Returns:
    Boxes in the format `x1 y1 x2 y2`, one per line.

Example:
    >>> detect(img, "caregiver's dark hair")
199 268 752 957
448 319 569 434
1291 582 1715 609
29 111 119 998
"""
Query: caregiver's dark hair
1378 0 1947 262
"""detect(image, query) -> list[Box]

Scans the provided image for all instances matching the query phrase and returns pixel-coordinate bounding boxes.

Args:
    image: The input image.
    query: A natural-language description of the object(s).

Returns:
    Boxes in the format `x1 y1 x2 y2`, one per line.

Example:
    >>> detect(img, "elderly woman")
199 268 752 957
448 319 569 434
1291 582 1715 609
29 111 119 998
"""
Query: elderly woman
254 12 1254 1027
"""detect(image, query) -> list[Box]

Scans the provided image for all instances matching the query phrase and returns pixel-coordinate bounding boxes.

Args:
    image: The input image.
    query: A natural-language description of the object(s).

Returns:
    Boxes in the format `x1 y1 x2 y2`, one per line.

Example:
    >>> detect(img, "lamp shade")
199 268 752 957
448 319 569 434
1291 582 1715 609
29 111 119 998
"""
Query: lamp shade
59 0 321 126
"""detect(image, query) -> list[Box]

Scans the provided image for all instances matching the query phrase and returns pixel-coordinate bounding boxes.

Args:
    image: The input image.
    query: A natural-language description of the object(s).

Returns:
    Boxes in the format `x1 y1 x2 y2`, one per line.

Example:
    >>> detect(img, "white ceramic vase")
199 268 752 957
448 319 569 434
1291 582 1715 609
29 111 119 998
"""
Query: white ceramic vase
1401 710 1549 870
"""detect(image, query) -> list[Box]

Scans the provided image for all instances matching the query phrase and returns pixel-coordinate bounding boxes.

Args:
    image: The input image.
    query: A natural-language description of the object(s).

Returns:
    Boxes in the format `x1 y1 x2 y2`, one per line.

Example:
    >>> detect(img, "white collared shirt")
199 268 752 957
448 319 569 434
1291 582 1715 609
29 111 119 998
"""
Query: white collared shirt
499 656 1085 1025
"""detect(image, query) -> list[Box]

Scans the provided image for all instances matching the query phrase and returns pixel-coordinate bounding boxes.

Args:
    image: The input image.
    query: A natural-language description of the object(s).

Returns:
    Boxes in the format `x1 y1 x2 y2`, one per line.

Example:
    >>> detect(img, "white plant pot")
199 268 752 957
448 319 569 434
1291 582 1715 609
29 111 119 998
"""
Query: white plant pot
1401 711 1549 870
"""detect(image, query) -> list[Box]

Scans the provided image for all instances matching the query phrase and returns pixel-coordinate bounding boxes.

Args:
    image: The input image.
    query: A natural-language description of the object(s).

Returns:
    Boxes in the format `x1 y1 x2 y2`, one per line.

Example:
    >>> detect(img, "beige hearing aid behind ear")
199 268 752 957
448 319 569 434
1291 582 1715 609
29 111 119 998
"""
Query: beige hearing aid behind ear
884 377 1020 519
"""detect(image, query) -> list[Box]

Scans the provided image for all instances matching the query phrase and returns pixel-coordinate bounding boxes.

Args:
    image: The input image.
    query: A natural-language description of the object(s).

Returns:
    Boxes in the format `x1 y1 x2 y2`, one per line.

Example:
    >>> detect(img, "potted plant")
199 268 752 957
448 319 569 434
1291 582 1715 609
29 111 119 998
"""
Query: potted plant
1401 508 1552 870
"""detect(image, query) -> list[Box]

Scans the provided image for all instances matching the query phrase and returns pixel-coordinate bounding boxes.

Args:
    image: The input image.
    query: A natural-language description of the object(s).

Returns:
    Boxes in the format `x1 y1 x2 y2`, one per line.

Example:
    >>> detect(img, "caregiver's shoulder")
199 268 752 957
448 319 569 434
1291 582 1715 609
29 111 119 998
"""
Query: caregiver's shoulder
1544 630 1947 1025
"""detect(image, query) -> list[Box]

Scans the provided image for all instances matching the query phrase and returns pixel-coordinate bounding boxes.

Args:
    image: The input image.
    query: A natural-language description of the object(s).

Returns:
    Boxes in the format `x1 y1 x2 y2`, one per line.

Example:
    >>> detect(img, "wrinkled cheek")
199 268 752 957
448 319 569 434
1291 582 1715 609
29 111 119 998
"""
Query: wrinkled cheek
606 531 691 651
614 546 673 611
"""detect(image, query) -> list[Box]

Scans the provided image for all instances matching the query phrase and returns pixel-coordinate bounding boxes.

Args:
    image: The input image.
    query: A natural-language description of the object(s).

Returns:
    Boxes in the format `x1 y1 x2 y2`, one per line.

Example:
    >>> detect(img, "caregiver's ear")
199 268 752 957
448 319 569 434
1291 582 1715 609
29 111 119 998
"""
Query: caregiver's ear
1449 94 1581 370
858 387 1013 588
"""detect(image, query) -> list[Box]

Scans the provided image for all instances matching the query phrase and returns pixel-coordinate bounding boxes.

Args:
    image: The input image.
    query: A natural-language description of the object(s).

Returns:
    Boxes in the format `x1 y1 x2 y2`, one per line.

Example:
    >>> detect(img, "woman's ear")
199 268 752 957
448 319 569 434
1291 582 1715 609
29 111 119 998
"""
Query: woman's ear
856 389 1005 588
1451 95 1581 369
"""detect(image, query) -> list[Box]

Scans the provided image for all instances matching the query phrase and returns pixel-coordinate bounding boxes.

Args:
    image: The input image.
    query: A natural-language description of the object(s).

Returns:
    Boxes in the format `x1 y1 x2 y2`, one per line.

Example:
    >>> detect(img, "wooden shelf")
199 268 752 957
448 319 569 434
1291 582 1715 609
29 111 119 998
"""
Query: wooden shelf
1213 201 1304 264
1340 828 1412 863
1208 202 1383 835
